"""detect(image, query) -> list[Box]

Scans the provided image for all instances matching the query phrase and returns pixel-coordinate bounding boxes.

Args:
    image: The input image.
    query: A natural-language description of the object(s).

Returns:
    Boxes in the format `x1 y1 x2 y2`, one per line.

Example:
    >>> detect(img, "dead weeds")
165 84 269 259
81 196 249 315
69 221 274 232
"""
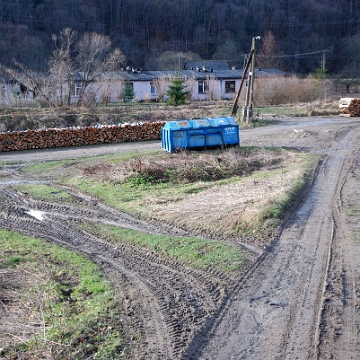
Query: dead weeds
83 147 285 185
80 147 314 248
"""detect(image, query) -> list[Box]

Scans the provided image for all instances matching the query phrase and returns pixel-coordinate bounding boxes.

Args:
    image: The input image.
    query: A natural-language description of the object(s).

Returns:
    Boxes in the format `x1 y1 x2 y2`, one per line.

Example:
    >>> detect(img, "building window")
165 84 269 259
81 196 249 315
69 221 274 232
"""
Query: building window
198 81 208 94
150 82 156 94
225 81 236 93
73 83 82 97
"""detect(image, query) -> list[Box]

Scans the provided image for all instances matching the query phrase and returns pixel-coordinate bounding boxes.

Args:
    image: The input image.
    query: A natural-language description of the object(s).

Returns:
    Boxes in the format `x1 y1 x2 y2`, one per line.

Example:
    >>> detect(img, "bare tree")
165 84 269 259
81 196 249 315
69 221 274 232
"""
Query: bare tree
207 76 221 101
184 76 196 101
152 78 169 102
49 27 77 107
257 31 285 70
74 32 125 106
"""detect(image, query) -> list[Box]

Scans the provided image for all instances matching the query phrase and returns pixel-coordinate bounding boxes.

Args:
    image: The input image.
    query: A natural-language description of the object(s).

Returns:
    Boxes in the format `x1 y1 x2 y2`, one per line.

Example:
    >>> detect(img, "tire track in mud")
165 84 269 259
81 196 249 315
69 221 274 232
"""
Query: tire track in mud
186 124 360 360
2 117 360 359
316 143 360 359
1 185 188 237
0 186 243 359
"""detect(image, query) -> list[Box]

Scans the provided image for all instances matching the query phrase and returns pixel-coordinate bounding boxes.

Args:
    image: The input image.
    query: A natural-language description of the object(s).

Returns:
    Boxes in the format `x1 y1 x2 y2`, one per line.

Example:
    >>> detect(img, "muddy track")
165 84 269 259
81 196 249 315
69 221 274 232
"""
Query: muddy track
1 116 360 359
183 119 360 359
0 186 245 359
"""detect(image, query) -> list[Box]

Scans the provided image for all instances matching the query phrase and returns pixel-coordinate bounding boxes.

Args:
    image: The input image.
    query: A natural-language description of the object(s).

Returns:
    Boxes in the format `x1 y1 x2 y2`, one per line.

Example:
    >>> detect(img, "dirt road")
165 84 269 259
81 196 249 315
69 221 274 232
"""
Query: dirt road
1 116 360 359
188 117 360 359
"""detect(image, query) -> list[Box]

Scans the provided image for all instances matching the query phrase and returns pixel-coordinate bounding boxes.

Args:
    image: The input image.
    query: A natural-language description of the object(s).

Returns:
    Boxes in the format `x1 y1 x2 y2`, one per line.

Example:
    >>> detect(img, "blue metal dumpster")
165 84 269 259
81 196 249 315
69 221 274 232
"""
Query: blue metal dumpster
161 117 239 153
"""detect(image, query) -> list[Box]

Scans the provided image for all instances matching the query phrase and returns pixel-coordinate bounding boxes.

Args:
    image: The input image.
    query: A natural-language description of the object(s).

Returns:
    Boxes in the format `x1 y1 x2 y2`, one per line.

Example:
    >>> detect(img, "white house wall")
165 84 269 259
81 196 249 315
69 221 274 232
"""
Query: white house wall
0 83 34 106
99 78 236 102
2 69 284 105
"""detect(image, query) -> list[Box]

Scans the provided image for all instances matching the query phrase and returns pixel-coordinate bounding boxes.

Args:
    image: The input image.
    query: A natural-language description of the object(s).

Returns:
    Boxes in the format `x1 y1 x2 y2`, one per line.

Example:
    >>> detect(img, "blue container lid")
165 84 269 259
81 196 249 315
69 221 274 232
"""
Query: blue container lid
163 116 237 130
190 119 211 128
208 117 237 127
163 120 192 130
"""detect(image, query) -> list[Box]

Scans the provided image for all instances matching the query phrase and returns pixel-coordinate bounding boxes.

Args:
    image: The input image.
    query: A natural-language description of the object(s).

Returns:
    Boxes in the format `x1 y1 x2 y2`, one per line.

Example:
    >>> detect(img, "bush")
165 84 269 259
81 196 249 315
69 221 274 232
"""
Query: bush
254 75 326 105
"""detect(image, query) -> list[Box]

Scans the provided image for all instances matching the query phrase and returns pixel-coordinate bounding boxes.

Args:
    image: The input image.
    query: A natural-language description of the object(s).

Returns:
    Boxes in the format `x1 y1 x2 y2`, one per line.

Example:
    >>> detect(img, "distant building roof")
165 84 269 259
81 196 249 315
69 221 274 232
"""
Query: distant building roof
185 60 229 71
77 66 287 83
109 68 286 82
184 60 229 70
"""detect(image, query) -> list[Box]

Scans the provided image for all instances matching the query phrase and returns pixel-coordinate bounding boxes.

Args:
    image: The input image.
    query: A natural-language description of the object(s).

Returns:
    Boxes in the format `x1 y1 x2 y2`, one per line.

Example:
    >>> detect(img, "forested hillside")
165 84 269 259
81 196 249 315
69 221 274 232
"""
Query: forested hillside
0 0 359 75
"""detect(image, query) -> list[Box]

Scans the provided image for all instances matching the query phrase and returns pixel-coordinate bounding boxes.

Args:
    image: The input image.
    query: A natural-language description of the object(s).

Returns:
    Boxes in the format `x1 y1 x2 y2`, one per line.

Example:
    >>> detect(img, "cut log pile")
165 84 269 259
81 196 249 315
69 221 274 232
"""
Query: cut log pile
339 98 360 116
0 121 166 152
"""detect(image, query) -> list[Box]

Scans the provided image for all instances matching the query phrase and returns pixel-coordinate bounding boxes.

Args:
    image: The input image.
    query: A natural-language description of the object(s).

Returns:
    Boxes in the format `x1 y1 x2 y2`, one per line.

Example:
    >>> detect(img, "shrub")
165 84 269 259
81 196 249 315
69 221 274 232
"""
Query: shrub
254 75 326 105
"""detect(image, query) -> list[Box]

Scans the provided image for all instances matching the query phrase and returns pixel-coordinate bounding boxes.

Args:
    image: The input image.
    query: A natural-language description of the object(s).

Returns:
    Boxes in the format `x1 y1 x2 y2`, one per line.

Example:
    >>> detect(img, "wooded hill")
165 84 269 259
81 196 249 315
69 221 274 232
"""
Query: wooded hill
0 0 359 75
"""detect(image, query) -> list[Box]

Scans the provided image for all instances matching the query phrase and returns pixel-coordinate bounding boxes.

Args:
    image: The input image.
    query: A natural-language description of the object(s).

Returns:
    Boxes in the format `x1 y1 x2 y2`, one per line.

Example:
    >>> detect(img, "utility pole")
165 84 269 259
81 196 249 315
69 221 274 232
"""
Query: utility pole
231 49 254 118
242 36 261 124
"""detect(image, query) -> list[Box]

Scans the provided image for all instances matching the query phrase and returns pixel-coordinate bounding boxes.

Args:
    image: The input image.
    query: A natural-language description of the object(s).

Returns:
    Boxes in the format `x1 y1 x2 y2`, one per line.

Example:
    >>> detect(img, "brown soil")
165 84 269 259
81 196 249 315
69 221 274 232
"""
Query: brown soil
1 115 360 359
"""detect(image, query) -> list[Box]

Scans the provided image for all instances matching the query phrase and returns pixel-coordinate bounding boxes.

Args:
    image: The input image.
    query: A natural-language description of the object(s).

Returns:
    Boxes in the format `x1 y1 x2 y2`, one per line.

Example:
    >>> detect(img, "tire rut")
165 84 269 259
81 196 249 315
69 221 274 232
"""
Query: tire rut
187 122 360 360
2 117 360 359
0 187 240 359
317 143 360 359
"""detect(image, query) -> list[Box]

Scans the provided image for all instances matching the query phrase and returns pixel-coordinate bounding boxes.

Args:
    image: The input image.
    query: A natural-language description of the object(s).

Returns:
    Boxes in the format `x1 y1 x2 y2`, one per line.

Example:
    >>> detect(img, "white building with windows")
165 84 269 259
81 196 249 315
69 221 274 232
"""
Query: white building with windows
0 61 286 106
93 62 286 103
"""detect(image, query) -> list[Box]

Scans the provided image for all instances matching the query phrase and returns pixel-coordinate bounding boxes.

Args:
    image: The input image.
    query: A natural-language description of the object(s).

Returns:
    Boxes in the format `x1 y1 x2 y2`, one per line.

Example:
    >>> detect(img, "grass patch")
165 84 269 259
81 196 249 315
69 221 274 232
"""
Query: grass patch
253 105 307 117
0 229 128 359
345 201 360 218
11 183 71 202
68 148 313 220
344 195 360 245
21 159 77 174
0 161 22 165
239 152 317 236
79 222 246 273
21 150 162 180
18 146 318 241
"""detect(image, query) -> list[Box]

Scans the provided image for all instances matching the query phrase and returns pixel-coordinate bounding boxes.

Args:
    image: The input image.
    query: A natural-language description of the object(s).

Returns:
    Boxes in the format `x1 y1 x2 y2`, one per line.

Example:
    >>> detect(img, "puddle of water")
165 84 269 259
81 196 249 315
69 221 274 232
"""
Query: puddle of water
25 209 45 221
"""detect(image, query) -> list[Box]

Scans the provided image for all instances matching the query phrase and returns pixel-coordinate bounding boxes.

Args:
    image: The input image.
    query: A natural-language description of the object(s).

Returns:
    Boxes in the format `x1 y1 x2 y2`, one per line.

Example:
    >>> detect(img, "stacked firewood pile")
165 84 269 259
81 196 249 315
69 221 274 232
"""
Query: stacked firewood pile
0 121 166 152
339 98 360 116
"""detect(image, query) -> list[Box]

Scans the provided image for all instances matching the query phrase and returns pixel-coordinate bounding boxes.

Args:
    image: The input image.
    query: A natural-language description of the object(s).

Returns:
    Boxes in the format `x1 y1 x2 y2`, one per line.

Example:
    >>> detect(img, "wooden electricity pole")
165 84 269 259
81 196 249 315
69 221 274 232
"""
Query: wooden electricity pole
231 49 253 118
231 36 261 124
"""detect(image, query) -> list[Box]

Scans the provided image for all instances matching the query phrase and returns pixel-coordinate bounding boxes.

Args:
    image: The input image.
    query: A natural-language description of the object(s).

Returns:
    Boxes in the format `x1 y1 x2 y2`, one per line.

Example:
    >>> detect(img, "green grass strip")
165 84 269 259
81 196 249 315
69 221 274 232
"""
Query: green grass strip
81 222 246 273
0 229 128 359
11 183 71 201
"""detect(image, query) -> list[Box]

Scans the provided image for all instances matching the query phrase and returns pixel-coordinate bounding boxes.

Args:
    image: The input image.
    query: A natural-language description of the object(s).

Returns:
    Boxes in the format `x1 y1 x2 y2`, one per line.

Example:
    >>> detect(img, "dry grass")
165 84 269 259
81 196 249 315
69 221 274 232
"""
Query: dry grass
83 147 284 185
140 151 304 241
0 264 48 347
254 76 327 106
79 147 315 247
